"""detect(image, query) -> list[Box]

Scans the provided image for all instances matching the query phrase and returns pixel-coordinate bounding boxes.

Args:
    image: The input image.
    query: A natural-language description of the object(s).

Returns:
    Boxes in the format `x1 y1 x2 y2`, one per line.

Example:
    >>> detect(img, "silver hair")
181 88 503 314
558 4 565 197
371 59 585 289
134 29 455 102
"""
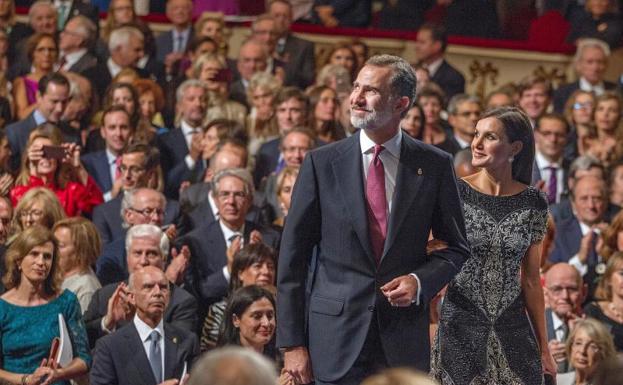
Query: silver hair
108 26 144 52
447 93 482 115
125 224 169 260
29 1 56 21
68 15 97 48
211 168 255 199
120 188 166 228
175 78 209 105
574 38 611 64
569 155 604 180
186 347 277 385
365 54 417 117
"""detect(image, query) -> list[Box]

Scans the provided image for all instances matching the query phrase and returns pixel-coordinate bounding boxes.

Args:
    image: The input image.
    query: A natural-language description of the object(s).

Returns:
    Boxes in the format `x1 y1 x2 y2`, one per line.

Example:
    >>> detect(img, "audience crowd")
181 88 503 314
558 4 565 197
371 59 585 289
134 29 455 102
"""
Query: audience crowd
1 1 623 385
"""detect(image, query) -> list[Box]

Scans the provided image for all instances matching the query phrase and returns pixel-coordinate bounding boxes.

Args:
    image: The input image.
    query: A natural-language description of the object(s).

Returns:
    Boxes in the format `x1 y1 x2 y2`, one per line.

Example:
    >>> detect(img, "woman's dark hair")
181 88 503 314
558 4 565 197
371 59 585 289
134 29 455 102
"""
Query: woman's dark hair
230 243 276 291
103 82 140 129
481 106 535 185
217 285 276 349
402 102 425 140
306 85 344 142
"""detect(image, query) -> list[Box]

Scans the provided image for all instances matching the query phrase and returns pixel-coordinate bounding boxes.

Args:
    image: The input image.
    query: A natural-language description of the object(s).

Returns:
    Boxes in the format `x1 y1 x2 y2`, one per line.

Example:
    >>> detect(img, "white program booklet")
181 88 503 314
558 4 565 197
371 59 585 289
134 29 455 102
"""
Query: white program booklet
57 314 73 367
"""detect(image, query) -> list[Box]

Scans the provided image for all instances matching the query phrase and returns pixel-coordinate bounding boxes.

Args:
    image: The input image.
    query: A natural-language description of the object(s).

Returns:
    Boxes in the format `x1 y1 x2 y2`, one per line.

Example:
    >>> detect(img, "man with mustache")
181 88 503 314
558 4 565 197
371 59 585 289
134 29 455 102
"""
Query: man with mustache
90 264 199 385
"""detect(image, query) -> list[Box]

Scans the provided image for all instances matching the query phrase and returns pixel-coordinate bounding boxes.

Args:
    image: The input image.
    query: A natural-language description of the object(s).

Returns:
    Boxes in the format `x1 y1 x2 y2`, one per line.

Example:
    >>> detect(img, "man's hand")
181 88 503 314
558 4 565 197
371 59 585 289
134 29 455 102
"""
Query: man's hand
577 230 597 264
548 339 566 363
166 246 191 284
381 275 418 307
249 230 263 245
110 178 124 199
104 282 133 330
283 346 313 384
164 224 177 241
226 236 242 273
189 132 203 161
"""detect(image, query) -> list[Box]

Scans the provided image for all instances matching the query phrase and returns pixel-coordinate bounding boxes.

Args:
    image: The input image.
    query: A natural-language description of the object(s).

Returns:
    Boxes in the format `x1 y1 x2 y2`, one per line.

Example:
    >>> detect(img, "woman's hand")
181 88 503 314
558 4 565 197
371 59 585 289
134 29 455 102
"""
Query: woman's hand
279 369 295 385
29 359 62 385
61 143 81 169
27 142 44 163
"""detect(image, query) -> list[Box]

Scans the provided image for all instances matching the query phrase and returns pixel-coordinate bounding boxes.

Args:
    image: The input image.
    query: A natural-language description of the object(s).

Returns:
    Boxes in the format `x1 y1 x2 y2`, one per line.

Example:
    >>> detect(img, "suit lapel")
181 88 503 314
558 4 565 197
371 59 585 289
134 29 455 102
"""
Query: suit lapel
126 325 157 385
383 136 424 258
163 325 181 380
332 134 375 263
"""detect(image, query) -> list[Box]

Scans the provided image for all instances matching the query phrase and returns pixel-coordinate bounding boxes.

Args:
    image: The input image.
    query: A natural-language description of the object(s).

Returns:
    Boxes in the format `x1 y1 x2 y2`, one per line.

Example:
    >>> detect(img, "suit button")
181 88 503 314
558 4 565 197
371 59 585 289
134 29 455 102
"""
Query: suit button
367 305 375 312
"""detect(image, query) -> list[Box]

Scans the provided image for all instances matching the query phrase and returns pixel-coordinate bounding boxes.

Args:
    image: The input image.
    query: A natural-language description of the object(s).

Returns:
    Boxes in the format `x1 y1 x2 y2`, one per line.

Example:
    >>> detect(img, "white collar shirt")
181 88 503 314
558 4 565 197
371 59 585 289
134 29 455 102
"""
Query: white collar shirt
360 129 401 216
133 314 165 376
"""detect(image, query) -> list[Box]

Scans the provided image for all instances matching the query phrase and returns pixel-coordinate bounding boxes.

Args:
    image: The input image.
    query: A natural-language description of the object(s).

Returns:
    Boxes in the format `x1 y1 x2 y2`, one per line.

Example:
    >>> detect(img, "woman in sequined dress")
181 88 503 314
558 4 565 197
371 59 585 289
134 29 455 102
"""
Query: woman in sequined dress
431 107 557 385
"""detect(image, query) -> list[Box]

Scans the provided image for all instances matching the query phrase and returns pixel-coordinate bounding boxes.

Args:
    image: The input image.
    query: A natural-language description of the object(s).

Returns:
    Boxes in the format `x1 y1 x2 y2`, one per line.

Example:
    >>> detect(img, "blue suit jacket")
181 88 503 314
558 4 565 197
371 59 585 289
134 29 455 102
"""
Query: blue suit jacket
154 28 192 63
549 216 586 263
82 150 113 195
276 132 470 380
178 220 281 307
254 138 281 187
90 322 199 385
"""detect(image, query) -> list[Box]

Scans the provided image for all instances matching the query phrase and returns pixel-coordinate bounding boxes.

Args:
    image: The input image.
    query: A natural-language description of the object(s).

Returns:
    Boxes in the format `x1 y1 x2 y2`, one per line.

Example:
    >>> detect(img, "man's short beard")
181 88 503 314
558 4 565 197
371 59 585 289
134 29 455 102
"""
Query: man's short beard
350 107 393 131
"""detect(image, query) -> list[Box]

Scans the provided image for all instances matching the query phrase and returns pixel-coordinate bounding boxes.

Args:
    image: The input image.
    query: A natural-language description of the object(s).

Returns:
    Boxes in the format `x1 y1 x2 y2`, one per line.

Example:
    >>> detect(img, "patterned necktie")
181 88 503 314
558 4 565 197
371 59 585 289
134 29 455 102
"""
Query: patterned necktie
114 156 122 180
366 145 387 264
148 330 162 384
547 165 557 205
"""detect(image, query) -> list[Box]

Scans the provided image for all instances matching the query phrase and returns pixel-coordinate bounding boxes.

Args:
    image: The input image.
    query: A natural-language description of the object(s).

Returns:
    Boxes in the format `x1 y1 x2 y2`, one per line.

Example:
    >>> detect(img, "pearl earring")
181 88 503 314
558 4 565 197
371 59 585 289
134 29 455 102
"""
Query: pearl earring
508 156 514 163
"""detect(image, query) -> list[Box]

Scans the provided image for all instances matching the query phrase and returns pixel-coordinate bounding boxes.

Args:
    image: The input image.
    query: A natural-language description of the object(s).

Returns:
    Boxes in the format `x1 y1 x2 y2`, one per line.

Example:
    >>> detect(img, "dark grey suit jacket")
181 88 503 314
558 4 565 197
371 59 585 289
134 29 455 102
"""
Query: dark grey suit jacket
90 322 199 385
67 51 99 75
431 60 466 101
281 34 315 89
84 281 199 347
276 132 470 380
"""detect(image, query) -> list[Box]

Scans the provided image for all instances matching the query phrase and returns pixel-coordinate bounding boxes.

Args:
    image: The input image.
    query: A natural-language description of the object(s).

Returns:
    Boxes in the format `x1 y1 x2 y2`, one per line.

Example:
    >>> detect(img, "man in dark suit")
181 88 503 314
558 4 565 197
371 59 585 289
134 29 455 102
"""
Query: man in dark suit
90 265 199 385
158 79 208 199
277 55 470 385
313 0 372 27
6 73 78 171
414 23 465 101
229 39 269 109
55 0 99 30
58 16 99 75
96 188 186 286
179 168 281 308
92 143 181 244
155 0 193 66
446 93 481 155
86 224 197 347
531 114 571 205
553 39 618 113
269 0 316 89
543 263 586 373
253 87 309 187
82 106 133 201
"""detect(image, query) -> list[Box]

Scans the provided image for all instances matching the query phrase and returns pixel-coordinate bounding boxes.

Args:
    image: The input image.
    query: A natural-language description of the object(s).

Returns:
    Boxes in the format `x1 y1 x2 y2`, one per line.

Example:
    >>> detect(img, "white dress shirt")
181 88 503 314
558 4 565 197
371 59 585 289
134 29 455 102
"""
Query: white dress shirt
579 77 605 96
106 58 123 78
104 149 118 201
425 57 444 78
172 28 191 53
180 120 200 169
359 130 421 304
59 48 87 71
535 151 565 203
134 314 165 376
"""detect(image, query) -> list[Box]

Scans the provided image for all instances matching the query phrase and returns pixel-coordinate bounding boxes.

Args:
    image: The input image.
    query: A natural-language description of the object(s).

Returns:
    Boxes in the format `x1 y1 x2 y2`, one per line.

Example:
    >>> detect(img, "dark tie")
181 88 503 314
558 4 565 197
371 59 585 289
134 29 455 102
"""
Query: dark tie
557 323 569 373
547 165 557 205
176 35 184 52
366 145 387 264
148 331 162 383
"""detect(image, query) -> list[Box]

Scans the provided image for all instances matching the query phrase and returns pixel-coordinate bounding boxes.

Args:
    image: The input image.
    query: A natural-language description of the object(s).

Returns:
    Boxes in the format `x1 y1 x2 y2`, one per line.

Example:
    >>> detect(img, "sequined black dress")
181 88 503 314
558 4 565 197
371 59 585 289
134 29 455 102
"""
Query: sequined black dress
431 180 548 385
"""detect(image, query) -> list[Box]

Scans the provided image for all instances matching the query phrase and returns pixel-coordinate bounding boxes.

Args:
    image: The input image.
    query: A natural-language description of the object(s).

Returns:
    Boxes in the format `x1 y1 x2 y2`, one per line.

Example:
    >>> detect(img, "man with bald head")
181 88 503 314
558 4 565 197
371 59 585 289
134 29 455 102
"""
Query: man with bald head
229 39 269 108
91 265 199 385
544 263 586 372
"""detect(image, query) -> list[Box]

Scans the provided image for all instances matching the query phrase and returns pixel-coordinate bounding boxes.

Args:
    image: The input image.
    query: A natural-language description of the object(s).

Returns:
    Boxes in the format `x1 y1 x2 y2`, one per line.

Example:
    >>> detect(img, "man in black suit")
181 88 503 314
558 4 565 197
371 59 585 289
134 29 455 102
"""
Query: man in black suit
229 40 269 109
269 0 316 89
90 265 199 385
543 263 586 373
253 87 309 187
58 16 99 75
6 73 76 171
414 23 465 101
179 168 281 308
96 188 186 286
54 0 98 30
277 55 469 385
158 79 208 199
92 143 181 244
83 26 152 95
446 93 481 155
82 106 133 201
531 114 571 205
85 224 198 348
553 39 618 113
155 0 193 70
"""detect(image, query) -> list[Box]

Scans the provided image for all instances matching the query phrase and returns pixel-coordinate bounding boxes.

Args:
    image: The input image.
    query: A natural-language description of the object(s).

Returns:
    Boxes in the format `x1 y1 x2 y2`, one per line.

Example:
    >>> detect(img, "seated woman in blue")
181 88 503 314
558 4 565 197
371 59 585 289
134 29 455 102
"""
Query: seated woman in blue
0 225 91 385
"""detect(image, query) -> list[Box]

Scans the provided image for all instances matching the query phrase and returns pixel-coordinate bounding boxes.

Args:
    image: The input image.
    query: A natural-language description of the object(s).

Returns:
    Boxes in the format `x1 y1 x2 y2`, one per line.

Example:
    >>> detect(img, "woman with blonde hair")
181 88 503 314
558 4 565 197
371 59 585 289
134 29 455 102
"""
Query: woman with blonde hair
10 187 65 236
0 226 91 385
53 217 102 314
194 12 228 55
10 123 103 216
245 72 281 155
585 252 623 351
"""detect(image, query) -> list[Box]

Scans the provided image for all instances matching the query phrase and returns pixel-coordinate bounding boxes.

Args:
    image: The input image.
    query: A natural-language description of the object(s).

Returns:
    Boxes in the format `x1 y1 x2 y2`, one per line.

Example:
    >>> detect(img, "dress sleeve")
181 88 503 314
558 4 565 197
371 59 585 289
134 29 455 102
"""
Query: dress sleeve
63 291 93 368
530 192 549 244
69 177 104 216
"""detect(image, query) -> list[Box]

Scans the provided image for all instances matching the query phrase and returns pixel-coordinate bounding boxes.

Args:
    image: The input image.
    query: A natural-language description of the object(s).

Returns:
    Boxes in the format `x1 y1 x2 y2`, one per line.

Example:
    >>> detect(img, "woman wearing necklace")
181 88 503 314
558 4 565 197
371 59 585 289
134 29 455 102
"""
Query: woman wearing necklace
431 107 556 384
584 251 623 351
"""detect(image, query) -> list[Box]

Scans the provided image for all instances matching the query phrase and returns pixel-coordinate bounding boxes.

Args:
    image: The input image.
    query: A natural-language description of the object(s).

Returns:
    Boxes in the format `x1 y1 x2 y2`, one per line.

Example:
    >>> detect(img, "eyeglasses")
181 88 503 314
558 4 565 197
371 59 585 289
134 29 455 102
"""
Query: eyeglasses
20 209 43 219
573 102 593 110
547 285 580 296
128 207 164 217
119 165 146 175
216 191 247 201
572 340 600 354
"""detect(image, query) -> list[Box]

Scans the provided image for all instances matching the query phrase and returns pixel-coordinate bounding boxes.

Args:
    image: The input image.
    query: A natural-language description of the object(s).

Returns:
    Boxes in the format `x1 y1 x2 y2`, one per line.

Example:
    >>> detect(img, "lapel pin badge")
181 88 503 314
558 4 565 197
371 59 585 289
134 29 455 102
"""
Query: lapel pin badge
173 337 178 344
417 168 423 175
